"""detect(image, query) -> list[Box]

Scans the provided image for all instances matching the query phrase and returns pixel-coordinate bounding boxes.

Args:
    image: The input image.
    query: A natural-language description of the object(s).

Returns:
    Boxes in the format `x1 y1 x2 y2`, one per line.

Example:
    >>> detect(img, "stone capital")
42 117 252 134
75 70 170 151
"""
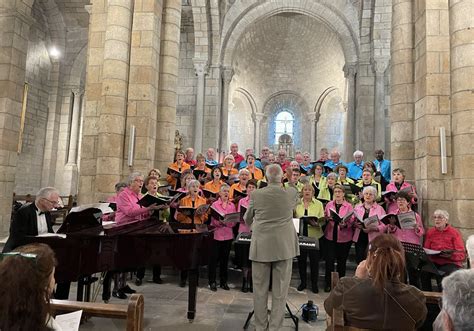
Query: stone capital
343 63 357 78
252 112 265 122
193 58 209 76
306 111 320 122
71 88 85 96
84 4 92 14
371 58 389 75
221 67 234 84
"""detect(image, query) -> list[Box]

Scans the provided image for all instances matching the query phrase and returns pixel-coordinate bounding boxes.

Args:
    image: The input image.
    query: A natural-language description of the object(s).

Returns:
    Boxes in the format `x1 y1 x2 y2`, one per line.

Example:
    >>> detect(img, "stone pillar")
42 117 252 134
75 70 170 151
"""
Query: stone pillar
252 113 265 154
155 0 182 170
343 63 357 159
449 0 474 235
219 67 234 152
307 112 318 158
193 58 208 154
0 5 32 235
67 89 83 164
390 0 415 180
373 60 388 151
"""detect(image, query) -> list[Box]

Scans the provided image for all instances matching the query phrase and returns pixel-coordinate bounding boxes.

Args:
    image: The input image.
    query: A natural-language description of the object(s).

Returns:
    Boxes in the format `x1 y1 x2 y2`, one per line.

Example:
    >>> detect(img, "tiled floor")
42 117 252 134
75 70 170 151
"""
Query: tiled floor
76 262 355 331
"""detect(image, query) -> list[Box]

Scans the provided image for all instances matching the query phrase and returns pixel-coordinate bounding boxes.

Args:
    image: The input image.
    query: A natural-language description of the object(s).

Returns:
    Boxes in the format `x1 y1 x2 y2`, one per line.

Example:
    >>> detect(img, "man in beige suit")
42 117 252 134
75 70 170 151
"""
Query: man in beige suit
244 164 300 331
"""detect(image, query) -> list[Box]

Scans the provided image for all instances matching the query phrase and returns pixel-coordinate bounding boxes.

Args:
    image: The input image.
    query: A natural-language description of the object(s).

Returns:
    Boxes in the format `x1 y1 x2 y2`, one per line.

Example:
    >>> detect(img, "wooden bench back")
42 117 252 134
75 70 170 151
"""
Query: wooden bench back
51 293 144 331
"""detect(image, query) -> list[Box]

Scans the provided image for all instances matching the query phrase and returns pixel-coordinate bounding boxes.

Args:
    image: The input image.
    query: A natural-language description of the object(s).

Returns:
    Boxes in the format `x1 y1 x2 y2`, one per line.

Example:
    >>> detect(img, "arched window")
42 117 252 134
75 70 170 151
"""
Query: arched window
274 110 294 144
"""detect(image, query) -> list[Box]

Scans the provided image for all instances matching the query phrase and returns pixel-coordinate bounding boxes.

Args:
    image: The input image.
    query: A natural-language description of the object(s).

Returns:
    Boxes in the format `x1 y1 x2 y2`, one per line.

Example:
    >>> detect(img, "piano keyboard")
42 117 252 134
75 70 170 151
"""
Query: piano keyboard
236 233 318 250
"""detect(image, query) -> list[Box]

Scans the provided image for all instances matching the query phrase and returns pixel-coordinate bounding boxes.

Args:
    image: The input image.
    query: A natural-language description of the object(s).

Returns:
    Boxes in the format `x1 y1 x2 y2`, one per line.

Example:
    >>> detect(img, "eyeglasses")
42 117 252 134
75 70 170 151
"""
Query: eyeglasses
42 197 59 205
134 179 144 183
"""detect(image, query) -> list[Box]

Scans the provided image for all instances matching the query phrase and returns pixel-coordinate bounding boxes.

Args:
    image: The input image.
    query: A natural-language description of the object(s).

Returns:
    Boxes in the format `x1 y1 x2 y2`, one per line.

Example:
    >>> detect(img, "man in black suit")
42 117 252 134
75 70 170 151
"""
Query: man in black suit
3 187 59 253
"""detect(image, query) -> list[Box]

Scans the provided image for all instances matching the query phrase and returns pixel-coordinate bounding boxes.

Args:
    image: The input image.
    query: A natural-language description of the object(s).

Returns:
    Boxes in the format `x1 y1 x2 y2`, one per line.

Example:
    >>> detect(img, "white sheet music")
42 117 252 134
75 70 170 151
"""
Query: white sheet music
54 310 82 331
36 233 66 239
292 218 300 234
70 203 113 215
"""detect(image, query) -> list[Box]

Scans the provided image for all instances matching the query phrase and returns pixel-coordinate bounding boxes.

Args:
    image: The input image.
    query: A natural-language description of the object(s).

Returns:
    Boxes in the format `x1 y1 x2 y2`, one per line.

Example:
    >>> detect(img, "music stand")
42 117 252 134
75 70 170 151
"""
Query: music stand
243 303 299 330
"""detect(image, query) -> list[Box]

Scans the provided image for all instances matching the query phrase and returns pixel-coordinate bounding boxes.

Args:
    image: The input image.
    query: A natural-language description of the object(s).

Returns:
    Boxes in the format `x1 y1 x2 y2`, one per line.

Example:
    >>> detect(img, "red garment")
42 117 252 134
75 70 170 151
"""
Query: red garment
232 153 244 165
424 225 466 267
185 158 196 166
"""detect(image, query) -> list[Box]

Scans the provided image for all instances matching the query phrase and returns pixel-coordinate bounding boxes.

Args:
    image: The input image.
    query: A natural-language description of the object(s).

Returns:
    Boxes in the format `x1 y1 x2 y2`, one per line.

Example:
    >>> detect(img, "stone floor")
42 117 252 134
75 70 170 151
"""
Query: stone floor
74 262 356 331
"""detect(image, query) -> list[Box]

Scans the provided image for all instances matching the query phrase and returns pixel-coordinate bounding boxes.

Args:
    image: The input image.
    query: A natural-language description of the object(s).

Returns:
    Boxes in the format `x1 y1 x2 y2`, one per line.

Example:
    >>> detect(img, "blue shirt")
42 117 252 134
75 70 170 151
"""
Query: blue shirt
347 161 364 180
373 159 391 182
300 163 314 174
324 160 345 171
205 159 218 167
238 160 263 170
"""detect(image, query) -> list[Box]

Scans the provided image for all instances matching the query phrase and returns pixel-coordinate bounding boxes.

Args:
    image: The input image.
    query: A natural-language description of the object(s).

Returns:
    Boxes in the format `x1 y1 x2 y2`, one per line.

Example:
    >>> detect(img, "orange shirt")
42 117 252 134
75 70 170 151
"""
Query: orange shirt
246 166 263 180
166 161 191 189
203 180 223 193
221 167 239 178
176 195 208 224
229 183 246 201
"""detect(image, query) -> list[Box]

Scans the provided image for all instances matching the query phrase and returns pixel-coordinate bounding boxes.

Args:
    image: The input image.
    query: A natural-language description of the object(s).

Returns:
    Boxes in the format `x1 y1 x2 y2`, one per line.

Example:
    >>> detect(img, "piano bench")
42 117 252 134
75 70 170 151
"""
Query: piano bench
51 293 144 331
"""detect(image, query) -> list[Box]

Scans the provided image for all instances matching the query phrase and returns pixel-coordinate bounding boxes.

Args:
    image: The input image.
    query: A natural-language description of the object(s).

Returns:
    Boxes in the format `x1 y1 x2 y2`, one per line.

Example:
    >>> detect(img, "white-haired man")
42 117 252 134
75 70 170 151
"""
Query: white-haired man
244 164 299 331
184 147 196 166
433 269 474 331
205 148 218 167
3 187 59 253
347 150 364 179
324 150 345 171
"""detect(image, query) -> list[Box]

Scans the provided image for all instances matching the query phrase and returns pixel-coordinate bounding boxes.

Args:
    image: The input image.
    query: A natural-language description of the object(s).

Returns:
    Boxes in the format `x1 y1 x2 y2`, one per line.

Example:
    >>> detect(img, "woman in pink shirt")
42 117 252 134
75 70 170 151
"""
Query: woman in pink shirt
208 184 236 292
236 179 258 293
386 190 424 287
384 168 417 214
352 186 386 263
115 172 163 225
323 184 354 292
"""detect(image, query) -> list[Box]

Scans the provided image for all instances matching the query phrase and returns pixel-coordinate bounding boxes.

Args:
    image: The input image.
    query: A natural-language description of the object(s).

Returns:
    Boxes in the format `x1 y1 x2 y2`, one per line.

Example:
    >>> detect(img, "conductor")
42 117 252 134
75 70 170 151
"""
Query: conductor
244 164 299 331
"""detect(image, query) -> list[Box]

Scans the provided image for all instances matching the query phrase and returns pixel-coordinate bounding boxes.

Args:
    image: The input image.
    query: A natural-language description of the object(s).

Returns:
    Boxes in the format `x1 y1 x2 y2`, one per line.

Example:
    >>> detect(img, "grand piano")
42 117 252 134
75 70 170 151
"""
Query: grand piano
27 210 212 321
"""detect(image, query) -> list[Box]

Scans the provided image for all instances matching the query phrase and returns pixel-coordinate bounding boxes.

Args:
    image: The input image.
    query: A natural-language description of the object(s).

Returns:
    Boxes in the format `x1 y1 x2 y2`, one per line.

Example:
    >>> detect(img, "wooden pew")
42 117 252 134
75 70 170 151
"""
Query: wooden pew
51 293 144 331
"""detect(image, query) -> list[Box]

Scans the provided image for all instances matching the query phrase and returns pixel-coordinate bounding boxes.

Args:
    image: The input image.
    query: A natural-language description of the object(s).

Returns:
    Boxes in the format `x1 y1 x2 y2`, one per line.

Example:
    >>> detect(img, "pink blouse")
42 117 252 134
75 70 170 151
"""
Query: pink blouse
388 209 424 245
237 196 251 233
115 187 150 225
324 200 354 243
385 182 417 214
352 203 387 242
210 199 236 241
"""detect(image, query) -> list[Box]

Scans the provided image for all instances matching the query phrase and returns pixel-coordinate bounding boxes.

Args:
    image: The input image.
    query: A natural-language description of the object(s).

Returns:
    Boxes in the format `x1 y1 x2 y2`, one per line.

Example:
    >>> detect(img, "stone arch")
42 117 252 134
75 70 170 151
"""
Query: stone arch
68 43 87 87
262 91 310 151
220 0 359 66
235 87 258 115
33 0 67 55
314 86 338 118
315 88 346 153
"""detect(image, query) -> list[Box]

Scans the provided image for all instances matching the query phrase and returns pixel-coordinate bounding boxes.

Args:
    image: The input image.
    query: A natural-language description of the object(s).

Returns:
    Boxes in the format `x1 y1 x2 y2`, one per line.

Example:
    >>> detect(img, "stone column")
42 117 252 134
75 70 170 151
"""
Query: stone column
155 0 182 170
219 67 234 152
372 59 388 151
67 89 83 164
343 63 357 159
193 58 208 153
252 113 265 154
390 0 415 179
307 112 319 158
449 0 474 235
0 5 32 236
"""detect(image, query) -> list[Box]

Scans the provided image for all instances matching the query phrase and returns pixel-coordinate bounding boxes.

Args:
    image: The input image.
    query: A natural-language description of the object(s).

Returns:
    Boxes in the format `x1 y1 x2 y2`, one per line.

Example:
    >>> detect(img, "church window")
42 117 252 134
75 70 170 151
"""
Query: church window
274 110 294 144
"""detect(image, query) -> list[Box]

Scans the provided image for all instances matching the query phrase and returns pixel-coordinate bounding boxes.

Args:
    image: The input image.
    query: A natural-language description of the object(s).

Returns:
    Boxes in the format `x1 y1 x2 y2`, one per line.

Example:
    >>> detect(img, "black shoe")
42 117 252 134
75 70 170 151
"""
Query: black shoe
121 285 136 294
179 279 186 288
311 286 319 294
297 283 306 291
220 283 230 290
324 286 331 293
112 290 128 299
241 278 248 293
153 277 163 284
135 278 142 286
209 282 217 292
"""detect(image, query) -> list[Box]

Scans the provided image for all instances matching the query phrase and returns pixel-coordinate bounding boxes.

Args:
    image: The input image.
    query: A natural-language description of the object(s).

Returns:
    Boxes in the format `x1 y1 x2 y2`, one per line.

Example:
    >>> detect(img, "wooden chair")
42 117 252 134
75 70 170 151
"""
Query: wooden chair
50 293 144 331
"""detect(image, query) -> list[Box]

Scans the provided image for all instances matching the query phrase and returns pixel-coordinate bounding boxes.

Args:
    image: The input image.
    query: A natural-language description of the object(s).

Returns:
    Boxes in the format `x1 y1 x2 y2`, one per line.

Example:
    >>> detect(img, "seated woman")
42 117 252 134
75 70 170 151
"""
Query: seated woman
325 234 427 330
221 154 238 182
317 172 337 204
208 184 236 292
236 179 258 293
385 168 418 214
352 186 386 264
295 183 325 293
116 172 163 225
229 168 250 202
166 150 191 190
386 190 424 287
323 183 354 292
309 163 327 197
356 169 382 202
244 154 264 180
0 243 60 331
421 209 466 291
176 179 209 287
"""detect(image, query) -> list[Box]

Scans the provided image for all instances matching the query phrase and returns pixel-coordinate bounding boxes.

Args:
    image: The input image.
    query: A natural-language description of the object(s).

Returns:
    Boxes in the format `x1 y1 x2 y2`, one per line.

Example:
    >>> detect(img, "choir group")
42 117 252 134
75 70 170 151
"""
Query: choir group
106 143 466 299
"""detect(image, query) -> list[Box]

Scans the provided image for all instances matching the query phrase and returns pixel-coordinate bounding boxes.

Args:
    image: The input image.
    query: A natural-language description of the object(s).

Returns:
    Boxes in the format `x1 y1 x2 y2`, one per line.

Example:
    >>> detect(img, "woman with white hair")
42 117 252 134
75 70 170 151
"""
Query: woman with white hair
421 210 466 291
229 168 250 201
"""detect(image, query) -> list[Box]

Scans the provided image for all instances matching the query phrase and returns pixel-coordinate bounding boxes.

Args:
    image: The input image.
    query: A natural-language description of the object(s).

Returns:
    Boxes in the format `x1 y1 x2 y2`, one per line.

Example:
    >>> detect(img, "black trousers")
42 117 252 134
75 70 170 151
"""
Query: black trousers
136 265 161 280
325 241 352 287
208 239 232 284
421 263 460 291
297 248 320 289
354 231 369 264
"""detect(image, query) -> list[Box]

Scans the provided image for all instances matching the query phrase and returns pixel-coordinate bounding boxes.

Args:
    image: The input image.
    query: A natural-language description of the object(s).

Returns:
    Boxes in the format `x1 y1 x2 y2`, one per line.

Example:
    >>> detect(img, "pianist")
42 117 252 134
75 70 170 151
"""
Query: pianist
115 172 163 225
